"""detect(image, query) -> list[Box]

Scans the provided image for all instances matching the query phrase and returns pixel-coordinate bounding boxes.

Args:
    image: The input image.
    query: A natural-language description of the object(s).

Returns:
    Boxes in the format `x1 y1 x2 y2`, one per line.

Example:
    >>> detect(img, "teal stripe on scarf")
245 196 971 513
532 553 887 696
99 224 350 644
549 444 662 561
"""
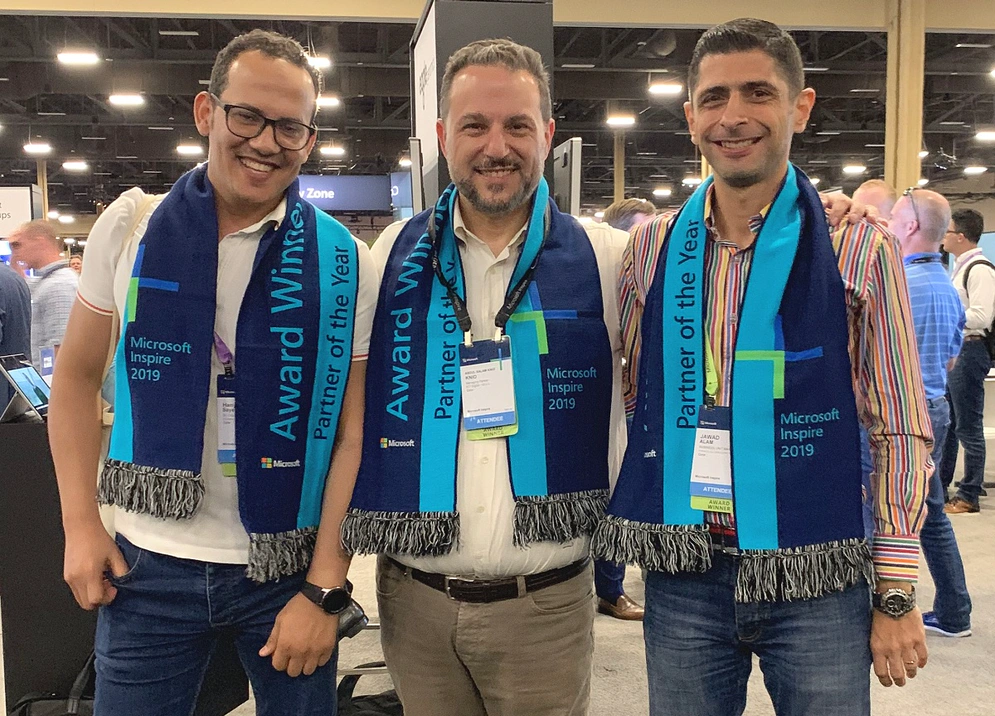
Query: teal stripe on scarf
506 289 548 497
298 210 358 528
731 166 803 549
109 302 135 463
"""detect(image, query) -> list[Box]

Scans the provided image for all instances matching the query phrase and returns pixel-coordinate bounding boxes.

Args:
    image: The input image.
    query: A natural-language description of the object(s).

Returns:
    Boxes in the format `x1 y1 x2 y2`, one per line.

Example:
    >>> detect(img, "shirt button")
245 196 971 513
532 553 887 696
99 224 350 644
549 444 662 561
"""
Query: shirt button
731 313 738 324
481 456 490 465
476 506 486 514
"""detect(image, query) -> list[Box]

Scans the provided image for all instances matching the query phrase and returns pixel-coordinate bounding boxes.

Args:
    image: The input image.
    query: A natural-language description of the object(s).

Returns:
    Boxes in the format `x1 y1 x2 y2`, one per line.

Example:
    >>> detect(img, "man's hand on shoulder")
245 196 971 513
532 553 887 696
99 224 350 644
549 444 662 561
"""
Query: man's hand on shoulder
821 192 880 229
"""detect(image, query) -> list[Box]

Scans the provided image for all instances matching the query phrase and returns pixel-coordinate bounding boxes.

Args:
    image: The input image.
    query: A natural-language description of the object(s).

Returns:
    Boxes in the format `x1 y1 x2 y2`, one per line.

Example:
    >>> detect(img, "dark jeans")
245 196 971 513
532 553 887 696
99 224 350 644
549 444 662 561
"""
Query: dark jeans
939 338 990 504
95 536 338 716
858 427 875 540
643 554 871 716
594 560 626 603
921 396 973 630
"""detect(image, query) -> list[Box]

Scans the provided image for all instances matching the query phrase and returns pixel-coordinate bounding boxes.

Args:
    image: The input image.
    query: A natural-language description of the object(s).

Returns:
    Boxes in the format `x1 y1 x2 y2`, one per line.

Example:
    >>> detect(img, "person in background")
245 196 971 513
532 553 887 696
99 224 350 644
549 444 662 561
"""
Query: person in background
940 208 993 514
889 188 972 638
7 220 78 370
47 29 378 716
596 19 931 714
69 254 83 274
603 198 657 234
594 196 658 621
0 260 32 404
853 179 897 224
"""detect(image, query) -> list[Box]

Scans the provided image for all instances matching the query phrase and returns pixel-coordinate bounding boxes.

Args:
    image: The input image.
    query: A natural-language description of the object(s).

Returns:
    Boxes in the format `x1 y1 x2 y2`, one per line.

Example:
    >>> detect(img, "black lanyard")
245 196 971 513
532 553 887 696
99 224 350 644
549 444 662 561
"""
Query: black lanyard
909 255 942 266
428 204 551 344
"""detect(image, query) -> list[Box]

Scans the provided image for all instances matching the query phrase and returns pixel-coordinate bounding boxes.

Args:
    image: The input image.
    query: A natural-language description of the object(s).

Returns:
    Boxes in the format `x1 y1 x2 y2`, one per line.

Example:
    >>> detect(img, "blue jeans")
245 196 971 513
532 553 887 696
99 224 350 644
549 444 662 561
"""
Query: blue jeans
921 396 973 631
95 536 338 716
594 560 626 603
643 553 871 716
858 427 875 540
939 338 990 504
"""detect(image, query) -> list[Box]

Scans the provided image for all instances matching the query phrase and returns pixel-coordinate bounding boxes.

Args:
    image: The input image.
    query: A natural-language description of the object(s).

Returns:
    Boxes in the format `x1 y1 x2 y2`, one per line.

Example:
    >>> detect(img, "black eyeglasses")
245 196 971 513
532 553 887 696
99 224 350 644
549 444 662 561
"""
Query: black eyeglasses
209 94 315 151
903 186 923 227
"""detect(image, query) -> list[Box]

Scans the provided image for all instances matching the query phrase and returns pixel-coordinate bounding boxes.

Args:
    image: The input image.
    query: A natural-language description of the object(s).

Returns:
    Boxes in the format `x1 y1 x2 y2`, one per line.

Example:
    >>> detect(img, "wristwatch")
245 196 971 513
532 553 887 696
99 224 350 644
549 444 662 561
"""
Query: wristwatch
872 586 916 618
300 579 353 615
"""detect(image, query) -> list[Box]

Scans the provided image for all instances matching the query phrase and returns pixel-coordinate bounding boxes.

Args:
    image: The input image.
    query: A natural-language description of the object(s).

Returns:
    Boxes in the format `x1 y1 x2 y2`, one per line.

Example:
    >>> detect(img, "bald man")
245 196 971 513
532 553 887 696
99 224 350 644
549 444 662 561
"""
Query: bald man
853 180 898 223
889 188 973 638
7 220 77 369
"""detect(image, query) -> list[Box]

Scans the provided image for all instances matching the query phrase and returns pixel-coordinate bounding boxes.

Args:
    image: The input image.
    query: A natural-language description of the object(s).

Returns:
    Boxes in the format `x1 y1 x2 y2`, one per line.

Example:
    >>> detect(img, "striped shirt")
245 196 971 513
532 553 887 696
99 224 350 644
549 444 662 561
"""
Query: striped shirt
903 253 964 401
620 187 932 583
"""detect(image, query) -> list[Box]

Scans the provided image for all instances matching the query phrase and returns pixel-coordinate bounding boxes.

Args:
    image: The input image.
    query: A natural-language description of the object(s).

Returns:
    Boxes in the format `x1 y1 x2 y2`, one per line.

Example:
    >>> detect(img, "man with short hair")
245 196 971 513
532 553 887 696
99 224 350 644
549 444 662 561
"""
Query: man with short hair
0 260 31 404
69 254 83 274
603 198 657 234
596 18 932 714
48 29 378 715
890 188 972 637
8 220 77 370
343 38 629 716
941 207 993 514
853 179 898 222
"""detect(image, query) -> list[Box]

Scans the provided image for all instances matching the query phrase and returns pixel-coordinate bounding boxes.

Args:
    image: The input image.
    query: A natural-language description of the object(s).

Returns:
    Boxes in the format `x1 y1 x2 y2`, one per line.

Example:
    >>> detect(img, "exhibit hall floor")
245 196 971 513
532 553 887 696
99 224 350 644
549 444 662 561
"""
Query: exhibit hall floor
226 497 994 715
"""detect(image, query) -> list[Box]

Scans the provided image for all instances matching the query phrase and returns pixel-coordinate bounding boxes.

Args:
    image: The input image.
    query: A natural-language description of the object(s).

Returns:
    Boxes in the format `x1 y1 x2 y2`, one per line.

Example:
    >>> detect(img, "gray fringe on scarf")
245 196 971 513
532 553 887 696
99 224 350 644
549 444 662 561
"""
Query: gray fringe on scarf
246 527 318 583
591 515 713 573
512 489 610 547
734 538 874 603
97 459 204 519
340 509 460 557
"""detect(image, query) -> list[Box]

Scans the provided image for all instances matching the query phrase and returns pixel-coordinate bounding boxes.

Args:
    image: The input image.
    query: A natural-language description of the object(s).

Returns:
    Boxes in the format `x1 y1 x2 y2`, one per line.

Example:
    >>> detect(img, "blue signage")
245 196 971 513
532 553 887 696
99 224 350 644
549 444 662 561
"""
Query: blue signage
391 171 413 209
297 175 392 212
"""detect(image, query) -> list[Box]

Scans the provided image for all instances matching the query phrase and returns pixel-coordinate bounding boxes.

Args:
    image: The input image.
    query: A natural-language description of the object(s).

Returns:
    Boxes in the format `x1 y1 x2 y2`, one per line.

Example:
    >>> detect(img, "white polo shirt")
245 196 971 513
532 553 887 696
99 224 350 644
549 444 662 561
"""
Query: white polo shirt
78 187 378 564
370 202 628 578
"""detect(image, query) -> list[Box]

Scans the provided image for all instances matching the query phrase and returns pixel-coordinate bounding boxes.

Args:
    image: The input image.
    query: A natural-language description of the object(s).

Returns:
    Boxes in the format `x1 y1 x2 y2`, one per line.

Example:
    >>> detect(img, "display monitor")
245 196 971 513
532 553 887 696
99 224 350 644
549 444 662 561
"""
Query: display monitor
0 353 50 421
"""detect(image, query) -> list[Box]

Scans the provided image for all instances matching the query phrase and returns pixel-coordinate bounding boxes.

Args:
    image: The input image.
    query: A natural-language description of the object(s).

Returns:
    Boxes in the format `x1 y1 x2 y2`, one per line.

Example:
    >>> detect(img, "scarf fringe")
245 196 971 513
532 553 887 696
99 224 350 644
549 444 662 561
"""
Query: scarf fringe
735 538 874 602
97 459 203 519
591 515 712 573
340 509 460 557
246 528 317 583
512 490 609 547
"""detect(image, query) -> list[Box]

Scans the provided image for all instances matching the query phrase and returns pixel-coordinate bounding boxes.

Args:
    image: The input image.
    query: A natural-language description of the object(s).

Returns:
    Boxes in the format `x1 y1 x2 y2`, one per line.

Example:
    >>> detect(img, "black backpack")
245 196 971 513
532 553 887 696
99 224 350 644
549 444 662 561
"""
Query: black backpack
336 662 404 715
8 652 94 716
962 258 995 360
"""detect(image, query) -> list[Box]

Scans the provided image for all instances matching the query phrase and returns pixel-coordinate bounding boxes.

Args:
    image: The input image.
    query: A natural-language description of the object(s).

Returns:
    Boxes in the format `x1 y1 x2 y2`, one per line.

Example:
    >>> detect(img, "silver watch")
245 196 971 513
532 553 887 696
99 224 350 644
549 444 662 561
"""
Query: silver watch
872 587 916 618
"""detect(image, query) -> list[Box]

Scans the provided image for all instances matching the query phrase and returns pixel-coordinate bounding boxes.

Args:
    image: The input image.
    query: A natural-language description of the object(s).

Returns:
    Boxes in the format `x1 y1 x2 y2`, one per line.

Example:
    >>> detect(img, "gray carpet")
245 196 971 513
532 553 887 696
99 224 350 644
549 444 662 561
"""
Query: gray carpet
230 493 993 715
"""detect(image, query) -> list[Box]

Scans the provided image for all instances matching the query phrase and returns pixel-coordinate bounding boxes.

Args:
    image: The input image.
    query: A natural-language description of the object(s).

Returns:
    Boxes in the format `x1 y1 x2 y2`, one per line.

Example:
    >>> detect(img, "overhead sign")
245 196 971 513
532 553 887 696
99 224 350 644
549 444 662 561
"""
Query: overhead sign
297 175 392 212
0 187 33 238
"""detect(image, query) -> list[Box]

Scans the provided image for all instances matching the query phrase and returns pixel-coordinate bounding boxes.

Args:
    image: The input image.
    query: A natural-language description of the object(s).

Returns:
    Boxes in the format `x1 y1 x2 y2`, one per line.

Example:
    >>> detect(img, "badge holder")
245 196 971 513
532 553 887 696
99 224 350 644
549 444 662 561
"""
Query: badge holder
215 334 237 477
459 329 518 440
689 340 733 513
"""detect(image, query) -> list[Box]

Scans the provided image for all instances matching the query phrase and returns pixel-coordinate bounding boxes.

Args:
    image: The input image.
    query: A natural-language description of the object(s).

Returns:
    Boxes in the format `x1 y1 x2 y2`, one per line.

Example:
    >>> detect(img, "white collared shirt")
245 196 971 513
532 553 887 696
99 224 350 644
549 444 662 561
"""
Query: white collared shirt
950 247 995 337
370 201 628 578
78 187 378 564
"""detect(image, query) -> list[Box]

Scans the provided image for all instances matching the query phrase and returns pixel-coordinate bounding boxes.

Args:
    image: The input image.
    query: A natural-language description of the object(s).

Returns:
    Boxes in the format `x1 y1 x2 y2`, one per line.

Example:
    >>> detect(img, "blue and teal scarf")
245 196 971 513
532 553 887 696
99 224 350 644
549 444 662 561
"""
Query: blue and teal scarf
343 179 612 556
99 165 358 582
593 165 872 601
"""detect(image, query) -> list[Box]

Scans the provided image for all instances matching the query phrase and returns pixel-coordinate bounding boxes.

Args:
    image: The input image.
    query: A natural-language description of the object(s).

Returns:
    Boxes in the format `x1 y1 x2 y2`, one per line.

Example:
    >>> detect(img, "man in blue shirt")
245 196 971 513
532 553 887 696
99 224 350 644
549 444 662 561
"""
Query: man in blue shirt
889 188 973 638
0 260 32 405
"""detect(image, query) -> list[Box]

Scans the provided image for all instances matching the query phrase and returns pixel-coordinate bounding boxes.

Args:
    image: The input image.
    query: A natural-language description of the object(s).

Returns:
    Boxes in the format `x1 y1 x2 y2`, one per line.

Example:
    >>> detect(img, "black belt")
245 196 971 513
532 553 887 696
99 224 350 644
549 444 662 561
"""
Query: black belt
387 556 590 603
964 335 985 342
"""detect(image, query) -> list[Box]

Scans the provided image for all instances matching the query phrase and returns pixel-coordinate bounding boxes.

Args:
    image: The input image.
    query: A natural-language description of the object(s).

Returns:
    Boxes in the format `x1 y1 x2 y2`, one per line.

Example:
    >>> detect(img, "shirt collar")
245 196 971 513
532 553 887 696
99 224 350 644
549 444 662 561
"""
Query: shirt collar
228 198 287 238
452 196 528 252
703 184 770 247
953 246 984 273
37 260 69 278
903 251 942 266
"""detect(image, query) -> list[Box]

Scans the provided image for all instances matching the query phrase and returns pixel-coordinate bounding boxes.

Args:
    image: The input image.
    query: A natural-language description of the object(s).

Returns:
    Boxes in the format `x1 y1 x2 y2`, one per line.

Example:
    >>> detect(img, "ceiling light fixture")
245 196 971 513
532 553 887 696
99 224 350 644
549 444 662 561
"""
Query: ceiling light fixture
955 42 991 48
648 81 683 96
810 177 821 186
47 210 59 219
58 215 75 224
37 111 67 117
919 150 929 158
307 56 332 70
918 178 929 186
320 145 346 157
816 131 841 136
176 144 204 156
561 63 596 69
842 164 867 175
849 88 880 94
316 96 341 108
109 94 144 106
158 30 199 37
594 211 605 219
398 157 412 168
682 176 703 186
964 165 988 175
148 126 174 131
976 130 995 142
57 51 99 66
805 66 830 72
62 160 88 171
24 142 52 155
653 187 673 197
606 115 636 128
939 121 966 126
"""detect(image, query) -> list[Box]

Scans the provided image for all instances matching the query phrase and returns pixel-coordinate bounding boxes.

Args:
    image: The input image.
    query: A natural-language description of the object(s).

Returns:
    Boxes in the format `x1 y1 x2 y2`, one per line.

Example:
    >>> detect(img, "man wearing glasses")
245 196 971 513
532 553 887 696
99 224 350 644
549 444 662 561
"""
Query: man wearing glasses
48 29 378 715
890 188 973 638
939 208 993 514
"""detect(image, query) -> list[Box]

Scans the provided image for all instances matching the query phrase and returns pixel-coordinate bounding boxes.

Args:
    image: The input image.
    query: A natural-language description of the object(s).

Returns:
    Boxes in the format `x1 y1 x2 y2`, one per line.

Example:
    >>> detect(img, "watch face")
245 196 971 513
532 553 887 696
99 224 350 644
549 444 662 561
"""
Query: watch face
885 594 906 612
321 588 351 614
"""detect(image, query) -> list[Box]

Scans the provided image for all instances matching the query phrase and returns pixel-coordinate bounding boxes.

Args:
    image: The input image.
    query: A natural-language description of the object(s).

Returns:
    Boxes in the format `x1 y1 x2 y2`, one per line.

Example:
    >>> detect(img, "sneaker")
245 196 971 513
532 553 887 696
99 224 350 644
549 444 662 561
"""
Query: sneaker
944 497 980 514
923 611 972 638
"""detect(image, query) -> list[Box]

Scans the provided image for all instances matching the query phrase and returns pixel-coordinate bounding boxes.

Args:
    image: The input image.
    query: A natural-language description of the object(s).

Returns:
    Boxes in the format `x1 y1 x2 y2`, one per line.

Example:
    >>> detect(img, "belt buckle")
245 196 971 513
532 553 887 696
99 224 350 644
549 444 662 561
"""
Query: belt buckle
443 575 473 600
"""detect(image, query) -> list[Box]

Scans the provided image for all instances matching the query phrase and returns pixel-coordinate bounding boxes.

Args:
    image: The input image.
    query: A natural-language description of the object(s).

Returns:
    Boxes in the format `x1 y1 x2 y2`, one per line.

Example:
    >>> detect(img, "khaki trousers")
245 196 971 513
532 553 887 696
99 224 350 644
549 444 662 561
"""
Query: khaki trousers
377 556 595 716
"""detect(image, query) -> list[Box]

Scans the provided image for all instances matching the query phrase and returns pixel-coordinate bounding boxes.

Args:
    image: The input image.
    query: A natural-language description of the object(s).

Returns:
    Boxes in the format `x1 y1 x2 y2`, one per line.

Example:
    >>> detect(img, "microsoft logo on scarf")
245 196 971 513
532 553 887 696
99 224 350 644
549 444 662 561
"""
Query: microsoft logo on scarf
260 457 301 468
380 437 416 448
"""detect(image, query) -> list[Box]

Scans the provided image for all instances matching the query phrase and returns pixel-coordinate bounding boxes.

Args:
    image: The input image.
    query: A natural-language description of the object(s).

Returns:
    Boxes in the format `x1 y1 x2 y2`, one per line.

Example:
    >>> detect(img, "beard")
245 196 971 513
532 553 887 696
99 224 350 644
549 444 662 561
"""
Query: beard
453 158 541 216
721 168 766 189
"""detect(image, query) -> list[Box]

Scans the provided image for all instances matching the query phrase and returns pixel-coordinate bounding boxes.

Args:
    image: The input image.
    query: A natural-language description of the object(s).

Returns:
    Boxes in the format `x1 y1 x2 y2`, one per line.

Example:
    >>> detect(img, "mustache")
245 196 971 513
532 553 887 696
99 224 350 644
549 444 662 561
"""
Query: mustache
474 158 520 170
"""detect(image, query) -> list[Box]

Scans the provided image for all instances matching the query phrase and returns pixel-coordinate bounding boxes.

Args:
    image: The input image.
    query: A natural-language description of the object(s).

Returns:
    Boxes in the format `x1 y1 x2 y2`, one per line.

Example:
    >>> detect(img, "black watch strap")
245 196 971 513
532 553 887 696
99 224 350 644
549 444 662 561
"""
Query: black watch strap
300 579 353 615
